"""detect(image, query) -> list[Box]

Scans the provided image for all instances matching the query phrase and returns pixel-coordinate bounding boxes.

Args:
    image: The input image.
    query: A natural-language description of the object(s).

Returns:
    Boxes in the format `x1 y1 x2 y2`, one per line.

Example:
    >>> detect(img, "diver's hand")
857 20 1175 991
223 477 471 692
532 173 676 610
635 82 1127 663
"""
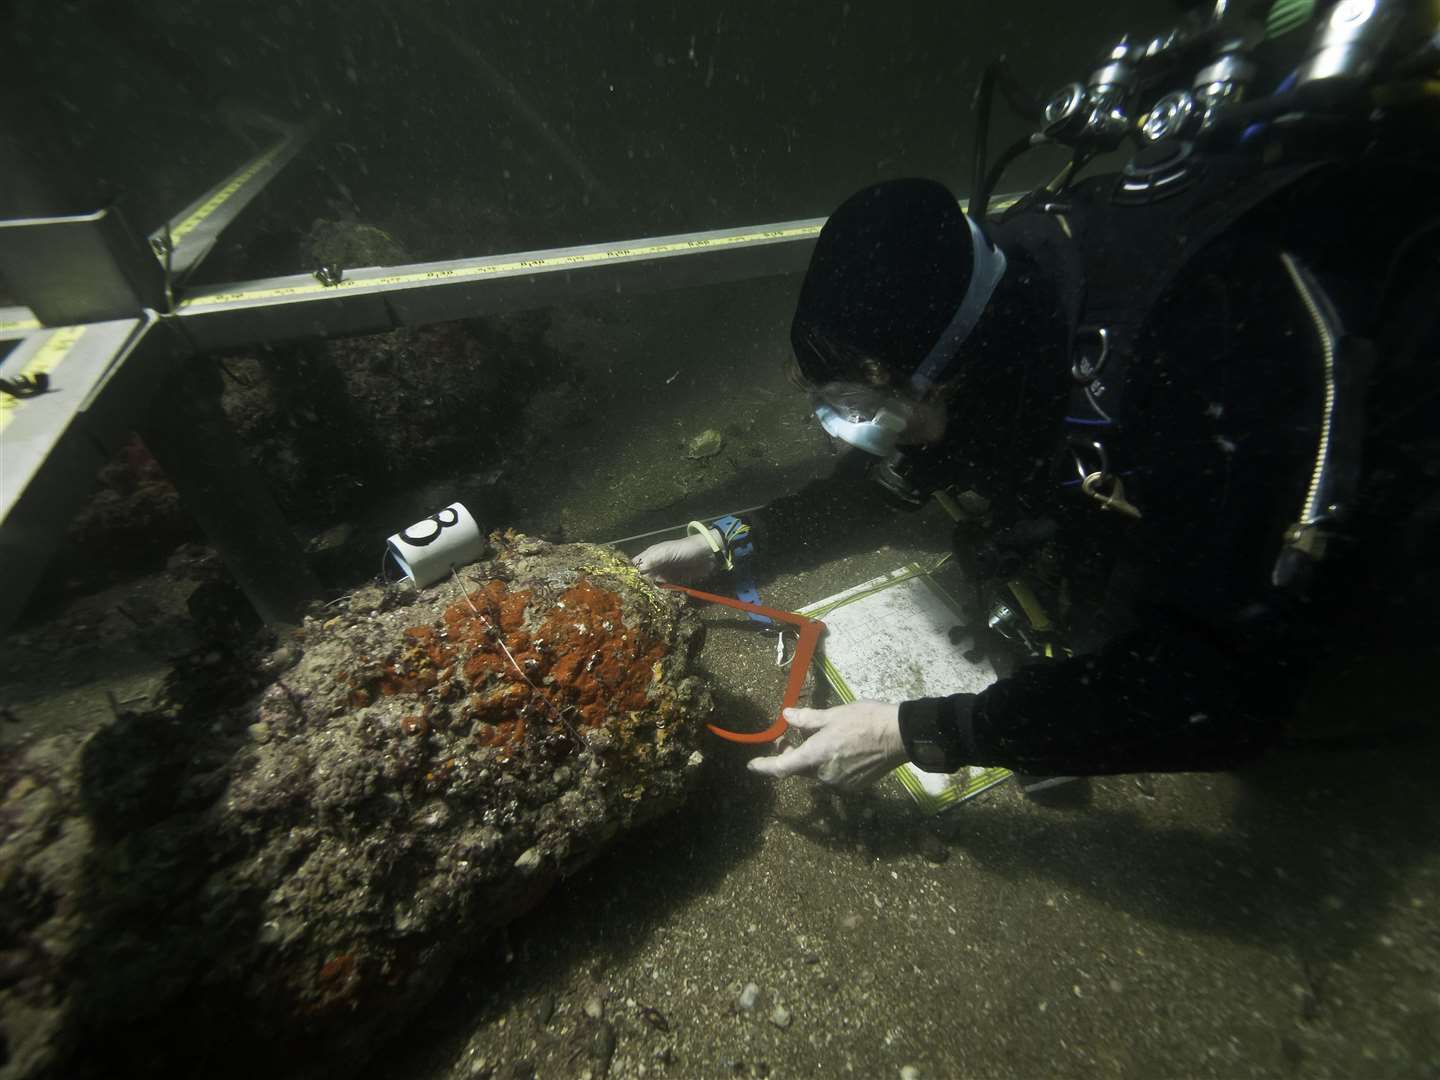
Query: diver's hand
747 702 906 791
631 529 722 584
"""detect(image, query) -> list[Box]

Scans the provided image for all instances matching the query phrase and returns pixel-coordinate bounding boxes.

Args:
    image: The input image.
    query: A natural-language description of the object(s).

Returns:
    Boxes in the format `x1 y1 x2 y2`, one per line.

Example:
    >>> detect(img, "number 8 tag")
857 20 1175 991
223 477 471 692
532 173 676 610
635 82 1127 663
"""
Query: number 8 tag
385 501 484 588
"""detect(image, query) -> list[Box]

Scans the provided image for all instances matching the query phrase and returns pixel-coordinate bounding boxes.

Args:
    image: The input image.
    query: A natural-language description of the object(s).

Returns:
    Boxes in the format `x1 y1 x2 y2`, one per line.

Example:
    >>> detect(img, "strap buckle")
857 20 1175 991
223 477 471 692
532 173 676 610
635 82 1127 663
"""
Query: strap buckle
1069 440 1142 519
1080 471 1143 519
1071 326 1110 384
1069 438 1110 483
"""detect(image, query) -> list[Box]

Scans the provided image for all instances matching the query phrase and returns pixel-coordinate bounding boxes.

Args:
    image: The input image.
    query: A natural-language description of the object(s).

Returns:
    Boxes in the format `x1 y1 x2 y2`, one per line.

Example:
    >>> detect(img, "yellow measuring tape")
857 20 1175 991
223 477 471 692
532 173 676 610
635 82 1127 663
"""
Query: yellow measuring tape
170 138 290 247
0 325 85 434
178 222 824 311
0 139 292 339
180 196 1024 313
0 315 42 335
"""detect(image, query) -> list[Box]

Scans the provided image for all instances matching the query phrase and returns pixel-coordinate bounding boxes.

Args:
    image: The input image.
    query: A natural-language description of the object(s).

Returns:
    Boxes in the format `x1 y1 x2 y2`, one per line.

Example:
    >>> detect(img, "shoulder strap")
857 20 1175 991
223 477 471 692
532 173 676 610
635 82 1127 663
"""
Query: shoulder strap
1052 155 1332 505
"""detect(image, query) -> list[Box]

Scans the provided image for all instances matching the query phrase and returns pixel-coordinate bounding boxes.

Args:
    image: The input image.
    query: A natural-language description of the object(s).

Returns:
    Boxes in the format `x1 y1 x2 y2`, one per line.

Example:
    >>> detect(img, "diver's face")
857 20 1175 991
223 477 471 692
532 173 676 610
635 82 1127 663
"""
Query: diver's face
809 381 947 455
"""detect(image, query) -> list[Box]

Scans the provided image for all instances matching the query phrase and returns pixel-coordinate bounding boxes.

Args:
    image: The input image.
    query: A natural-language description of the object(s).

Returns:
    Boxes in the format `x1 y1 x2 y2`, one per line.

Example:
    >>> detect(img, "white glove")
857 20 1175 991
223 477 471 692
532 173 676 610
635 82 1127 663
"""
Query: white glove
747 701 907 791
631 528 722 584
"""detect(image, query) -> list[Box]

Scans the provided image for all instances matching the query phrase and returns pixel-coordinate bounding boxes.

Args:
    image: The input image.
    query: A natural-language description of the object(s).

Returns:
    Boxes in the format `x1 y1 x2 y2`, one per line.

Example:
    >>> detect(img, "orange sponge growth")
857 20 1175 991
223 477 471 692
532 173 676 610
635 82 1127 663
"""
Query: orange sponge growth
354 577 667 749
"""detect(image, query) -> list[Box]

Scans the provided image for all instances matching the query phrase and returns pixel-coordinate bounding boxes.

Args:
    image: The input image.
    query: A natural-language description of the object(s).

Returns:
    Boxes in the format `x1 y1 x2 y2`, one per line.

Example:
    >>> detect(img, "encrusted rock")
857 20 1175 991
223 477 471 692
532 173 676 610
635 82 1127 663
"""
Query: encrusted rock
301 219 408 269
0 534 711 1079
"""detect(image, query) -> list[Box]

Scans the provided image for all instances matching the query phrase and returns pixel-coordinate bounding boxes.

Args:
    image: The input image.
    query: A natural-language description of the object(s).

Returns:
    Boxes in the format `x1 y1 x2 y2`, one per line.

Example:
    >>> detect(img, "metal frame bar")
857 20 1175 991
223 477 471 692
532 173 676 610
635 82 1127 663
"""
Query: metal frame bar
152 117 317 281
0 307 41 342
0 316 177 629
0 205 167 326
173 217 825 351
1 318 153 520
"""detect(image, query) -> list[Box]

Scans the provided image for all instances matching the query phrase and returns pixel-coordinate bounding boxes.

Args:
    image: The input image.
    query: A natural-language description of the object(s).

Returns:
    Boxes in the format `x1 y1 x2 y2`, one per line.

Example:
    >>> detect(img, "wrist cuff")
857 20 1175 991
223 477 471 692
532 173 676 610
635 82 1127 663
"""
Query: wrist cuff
898 695 978 773
686 522 730 570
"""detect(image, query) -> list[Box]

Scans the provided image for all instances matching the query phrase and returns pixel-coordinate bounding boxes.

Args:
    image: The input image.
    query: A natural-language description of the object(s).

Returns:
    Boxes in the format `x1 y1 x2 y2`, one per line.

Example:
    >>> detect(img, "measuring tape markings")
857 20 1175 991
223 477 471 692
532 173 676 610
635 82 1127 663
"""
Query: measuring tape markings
24 194 1015 321
170 139 292 247
179 197 1023 314
179 223 823 312
0 325 86 435
175 194 1022 313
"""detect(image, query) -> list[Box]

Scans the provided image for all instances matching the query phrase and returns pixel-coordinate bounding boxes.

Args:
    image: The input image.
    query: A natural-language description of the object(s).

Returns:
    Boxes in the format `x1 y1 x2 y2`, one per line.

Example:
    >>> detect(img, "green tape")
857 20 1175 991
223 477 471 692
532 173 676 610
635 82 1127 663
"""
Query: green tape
819 658 855 704
800 563 928 620
1267 0 1315 38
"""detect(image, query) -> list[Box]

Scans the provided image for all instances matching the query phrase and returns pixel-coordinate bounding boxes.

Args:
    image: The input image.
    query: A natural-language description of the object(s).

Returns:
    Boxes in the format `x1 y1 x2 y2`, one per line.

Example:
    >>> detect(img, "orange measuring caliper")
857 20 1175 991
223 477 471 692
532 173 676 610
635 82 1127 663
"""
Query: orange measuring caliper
660 584 825 744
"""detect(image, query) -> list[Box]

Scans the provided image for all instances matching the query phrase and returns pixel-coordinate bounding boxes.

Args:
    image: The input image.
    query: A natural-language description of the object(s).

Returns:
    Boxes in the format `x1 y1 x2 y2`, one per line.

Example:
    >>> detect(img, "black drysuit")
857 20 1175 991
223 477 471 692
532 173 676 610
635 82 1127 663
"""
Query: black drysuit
898 161 1440 776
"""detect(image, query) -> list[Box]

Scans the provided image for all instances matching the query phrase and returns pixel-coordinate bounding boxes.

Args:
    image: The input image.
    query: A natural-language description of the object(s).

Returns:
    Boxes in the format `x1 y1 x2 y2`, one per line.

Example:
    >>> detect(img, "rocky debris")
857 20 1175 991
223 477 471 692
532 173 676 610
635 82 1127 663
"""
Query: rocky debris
912 828 950 864
53 435 194 591
0 534 711 1080
684 428 724 460
737 983 760 1012
584 1019 617 1077
768 1004 792 1029
217 310 568 530
31 302 573 612
301 219 409 270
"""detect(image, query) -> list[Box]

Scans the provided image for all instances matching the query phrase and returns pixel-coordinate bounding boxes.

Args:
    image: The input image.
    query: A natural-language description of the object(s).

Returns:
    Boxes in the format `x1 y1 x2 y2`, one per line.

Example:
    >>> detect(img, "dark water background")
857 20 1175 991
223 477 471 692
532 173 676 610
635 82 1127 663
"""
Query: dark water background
5 0 1160 272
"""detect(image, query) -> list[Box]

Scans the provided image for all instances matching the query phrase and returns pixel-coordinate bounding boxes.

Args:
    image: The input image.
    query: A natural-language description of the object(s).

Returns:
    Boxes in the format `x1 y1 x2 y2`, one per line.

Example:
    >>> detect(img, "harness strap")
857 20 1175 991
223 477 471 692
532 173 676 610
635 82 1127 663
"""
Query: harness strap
709 514 772 627
1053 155 1333 510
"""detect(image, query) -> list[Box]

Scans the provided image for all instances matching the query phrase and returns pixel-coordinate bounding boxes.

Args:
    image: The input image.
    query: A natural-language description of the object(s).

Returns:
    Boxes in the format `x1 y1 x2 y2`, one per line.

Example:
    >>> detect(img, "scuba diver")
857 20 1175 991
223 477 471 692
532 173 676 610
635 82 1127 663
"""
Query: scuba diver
634 0 1440 790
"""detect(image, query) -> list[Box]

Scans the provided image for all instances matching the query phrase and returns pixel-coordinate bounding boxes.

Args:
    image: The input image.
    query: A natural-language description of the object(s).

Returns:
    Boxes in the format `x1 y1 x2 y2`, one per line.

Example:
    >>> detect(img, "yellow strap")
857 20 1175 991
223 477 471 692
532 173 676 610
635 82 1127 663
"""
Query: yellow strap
932 489 963 522
1372 79 1440 107
1006 578 1054 632
687 520 732 571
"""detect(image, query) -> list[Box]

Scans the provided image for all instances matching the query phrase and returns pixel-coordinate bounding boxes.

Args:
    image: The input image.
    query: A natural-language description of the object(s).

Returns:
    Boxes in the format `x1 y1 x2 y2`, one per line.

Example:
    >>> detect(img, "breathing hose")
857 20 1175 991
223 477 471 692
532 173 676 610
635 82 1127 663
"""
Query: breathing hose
968 59 1044 220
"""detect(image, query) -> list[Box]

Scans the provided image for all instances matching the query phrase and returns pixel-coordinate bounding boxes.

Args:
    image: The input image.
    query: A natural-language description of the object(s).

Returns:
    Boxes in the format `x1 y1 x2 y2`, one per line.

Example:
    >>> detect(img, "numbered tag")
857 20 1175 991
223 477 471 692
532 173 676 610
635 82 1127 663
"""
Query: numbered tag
398 505 461 547
385 501 484 588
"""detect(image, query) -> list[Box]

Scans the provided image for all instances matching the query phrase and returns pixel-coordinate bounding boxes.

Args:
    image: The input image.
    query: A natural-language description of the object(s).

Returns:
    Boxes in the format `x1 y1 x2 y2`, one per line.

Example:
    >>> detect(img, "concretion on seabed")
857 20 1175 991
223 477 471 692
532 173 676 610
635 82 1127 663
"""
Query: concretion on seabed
355 575 671 751
0 533 712 1080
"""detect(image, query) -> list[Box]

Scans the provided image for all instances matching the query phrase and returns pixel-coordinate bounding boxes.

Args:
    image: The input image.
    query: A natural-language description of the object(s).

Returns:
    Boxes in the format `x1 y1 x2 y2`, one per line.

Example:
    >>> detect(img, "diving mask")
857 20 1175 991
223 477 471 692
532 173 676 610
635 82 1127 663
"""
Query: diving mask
810 383 918 457
802 212 1006 456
